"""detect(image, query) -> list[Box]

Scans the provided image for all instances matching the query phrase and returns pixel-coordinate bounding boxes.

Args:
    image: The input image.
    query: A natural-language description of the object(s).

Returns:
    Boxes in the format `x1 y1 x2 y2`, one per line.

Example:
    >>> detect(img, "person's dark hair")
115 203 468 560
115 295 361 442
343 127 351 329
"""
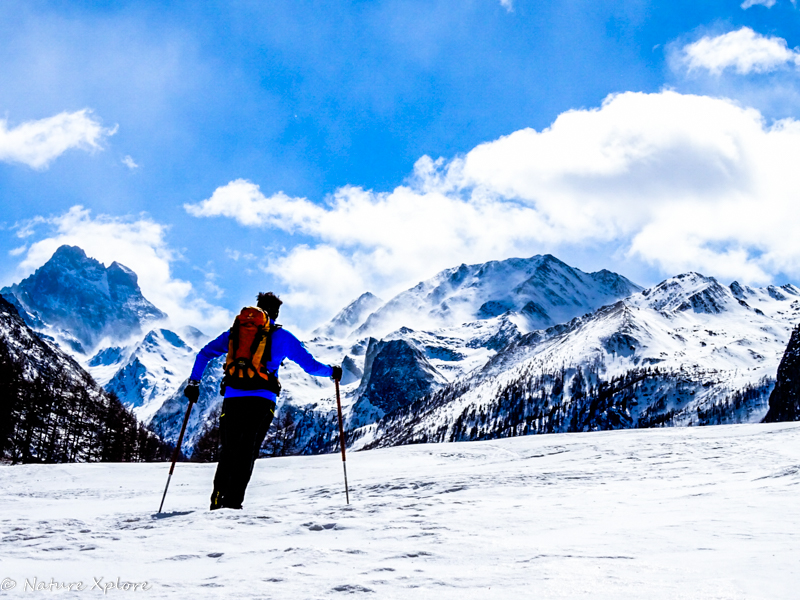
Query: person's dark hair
256 292 283 320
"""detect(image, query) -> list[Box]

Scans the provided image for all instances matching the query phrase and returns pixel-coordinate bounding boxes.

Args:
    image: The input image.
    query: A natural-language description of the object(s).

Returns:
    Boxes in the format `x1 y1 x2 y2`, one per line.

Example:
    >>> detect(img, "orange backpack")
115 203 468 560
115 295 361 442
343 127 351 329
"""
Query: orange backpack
222 307 281 394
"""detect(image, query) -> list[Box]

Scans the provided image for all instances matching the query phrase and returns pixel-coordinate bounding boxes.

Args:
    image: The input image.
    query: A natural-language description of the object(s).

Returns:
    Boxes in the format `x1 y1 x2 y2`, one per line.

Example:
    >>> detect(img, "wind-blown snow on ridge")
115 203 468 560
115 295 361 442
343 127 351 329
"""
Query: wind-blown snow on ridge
349 254 641 340
313 292 383 339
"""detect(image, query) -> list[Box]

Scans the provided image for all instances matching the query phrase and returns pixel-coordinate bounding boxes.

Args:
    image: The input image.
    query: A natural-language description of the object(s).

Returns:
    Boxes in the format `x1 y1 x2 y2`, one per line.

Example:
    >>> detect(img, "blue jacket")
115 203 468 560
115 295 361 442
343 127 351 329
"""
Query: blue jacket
190 322 333 402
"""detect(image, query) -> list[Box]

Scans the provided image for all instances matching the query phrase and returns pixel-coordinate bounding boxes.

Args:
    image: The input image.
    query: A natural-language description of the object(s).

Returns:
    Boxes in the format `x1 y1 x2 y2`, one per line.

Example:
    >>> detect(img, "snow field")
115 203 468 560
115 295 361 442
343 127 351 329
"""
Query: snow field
2 423 800 598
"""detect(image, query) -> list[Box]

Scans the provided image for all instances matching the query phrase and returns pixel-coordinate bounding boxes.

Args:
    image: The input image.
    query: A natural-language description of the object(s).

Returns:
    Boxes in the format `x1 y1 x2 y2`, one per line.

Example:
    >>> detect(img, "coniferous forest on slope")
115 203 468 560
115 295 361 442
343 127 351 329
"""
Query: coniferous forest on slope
0 296 172 464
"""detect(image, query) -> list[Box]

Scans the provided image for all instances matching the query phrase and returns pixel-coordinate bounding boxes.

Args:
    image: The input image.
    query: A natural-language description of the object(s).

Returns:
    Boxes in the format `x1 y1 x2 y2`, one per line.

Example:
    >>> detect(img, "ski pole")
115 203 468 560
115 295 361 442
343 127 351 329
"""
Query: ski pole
334 379 350 504
157 397 196 513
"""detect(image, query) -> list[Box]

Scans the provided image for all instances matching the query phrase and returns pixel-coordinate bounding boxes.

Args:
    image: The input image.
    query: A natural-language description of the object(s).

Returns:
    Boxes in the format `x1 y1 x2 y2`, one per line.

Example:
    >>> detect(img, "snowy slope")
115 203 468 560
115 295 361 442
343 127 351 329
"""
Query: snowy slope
1 423 799 598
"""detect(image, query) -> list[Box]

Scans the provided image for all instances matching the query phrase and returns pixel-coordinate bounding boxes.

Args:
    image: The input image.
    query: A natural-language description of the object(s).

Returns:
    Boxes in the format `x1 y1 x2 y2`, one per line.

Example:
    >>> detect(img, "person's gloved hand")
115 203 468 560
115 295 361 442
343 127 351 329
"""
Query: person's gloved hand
331 365 343 382
184 380 200 403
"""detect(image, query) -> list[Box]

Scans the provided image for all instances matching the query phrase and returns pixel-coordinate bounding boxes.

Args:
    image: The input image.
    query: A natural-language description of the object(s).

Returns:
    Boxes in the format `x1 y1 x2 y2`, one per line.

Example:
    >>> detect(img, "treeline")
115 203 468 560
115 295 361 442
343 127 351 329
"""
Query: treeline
357 363 769 450
0 297 172 464
190 362 777 460
359 366 667 449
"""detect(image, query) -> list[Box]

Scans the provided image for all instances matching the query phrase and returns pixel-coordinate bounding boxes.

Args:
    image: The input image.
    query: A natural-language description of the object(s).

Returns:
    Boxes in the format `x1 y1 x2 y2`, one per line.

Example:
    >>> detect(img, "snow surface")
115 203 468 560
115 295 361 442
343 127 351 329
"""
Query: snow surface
2 423 799 598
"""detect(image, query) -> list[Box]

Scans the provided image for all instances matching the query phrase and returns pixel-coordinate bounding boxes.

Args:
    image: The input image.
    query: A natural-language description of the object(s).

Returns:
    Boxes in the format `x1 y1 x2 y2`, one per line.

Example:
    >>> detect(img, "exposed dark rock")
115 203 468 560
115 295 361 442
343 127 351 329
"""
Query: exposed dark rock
601 332 640 358
355 339 443 415
764 325 800 423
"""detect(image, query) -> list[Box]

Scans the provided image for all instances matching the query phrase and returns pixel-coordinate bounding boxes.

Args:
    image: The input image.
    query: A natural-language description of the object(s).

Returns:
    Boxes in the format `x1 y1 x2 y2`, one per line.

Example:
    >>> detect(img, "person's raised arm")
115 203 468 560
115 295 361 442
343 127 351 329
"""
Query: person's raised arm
281 330 336 378
190 330 229 380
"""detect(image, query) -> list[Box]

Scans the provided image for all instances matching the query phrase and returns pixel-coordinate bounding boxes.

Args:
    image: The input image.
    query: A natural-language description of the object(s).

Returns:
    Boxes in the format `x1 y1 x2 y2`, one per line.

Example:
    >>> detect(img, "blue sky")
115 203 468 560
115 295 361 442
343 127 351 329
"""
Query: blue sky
1 0 799 333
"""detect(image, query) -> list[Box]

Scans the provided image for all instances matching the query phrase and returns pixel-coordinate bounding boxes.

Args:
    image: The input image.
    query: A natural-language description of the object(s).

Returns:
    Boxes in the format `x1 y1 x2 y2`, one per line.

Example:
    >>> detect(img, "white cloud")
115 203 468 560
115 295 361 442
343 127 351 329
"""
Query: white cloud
188 90 800 321
741 0 776 8
0 109 116 169
499 0 514 12
185 180 325 228
122 155 139 169
680 28 800 75
13 206 230 332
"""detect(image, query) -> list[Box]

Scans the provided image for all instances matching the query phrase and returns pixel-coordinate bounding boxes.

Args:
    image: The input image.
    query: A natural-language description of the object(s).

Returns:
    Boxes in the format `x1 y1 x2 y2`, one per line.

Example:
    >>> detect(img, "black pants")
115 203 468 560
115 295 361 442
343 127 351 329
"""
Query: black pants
211 396 275 509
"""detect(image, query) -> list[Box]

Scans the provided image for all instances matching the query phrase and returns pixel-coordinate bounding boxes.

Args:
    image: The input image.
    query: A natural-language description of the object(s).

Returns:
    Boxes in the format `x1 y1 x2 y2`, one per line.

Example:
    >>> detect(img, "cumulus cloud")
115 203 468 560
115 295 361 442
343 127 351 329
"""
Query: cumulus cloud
680 28 800 75
499 0 514 12
122 155 139 169
741 0 776 8
0 109 116 169
187 90 800 320
13 206 230 331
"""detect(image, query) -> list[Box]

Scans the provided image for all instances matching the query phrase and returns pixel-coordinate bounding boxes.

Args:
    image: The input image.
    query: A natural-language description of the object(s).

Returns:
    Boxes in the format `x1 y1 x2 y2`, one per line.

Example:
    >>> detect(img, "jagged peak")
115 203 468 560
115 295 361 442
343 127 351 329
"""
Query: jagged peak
2 245 167 354
50 244 90 263
313 291 385 338
637 272 733 314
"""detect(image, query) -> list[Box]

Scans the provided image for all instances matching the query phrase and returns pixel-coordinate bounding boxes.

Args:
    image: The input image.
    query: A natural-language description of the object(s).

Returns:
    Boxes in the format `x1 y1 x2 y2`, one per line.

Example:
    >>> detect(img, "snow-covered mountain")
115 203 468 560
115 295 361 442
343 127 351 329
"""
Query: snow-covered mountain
88 328 205 422
9 244 798 460
350 254 641 339
259 255 645 453
149 254 643 453
1 245 165 355
1 245 208 426
351 273 799 450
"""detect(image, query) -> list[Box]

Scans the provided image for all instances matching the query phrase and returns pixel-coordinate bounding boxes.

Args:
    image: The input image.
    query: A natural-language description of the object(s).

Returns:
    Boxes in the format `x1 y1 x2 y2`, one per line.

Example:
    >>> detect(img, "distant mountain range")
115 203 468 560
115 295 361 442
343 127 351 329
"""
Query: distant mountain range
3 244 799 459
350 272 797 450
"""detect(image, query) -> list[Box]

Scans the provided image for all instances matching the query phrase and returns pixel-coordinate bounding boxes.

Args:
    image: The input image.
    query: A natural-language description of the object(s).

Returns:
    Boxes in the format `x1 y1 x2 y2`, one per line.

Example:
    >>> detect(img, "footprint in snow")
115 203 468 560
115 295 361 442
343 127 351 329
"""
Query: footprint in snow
306 522 337 531
332 584 374 593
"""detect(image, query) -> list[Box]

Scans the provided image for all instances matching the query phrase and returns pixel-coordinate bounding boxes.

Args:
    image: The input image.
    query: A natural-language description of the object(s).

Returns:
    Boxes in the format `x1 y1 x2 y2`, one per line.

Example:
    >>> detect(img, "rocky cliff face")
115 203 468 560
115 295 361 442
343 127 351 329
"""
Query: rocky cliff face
764 325 800 423
350 338 446 424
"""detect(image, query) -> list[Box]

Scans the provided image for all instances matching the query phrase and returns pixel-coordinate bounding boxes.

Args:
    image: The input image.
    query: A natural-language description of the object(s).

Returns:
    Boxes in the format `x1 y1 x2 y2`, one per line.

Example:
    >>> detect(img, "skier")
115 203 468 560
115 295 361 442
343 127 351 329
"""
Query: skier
184 292 342 510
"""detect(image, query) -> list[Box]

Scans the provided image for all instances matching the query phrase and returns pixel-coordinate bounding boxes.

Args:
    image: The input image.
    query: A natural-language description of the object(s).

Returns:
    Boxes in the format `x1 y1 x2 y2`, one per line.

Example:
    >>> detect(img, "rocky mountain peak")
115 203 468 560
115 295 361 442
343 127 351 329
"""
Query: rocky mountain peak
1 245 167 354
638 272 732 314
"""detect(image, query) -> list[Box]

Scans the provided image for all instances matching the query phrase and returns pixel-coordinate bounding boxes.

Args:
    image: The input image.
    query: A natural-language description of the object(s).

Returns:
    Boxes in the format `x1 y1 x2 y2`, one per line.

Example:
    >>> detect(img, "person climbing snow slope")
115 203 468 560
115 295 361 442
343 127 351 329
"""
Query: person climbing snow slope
184 291 343 510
